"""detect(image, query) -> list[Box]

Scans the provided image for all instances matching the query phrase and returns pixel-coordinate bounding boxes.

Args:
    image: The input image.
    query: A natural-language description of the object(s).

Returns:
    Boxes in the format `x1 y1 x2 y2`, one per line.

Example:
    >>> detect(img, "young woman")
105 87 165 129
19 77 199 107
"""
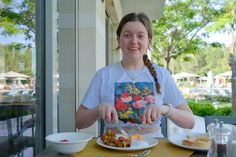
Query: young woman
76 12 195 138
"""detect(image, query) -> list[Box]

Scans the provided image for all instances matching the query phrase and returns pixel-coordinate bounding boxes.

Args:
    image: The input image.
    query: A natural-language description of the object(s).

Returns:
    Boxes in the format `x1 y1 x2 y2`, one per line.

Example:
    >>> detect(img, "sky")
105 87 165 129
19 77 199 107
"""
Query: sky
204 32 232 47
0 34 35 47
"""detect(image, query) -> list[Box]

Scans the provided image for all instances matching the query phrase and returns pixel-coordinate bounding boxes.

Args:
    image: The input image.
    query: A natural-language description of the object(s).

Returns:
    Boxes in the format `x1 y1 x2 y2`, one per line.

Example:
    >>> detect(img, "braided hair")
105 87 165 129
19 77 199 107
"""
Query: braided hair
143 54 161 93
116 12 161 94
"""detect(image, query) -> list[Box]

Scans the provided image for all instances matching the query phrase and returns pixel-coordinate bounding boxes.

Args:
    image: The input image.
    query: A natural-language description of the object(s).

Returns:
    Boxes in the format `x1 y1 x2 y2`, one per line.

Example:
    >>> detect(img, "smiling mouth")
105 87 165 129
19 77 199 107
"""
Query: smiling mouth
128 47 139 50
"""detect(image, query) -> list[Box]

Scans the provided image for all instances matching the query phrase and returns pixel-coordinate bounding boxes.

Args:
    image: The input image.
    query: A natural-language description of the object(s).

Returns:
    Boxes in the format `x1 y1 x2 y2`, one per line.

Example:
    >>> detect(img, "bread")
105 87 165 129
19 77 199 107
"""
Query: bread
182 134 211 148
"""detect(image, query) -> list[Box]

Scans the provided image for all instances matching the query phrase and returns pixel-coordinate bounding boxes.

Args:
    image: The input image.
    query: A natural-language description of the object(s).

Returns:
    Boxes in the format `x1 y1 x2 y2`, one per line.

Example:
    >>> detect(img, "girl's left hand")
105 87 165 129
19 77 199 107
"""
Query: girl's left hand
142 105 164 124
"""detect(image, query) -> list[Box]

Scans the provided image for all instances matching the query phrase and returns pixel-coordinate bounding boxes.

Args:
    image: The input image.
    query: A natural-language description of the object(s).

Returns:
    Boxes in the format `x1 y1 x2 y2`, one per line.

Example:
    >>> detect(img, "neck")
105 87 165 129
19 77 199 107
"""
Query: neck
121 59 144 71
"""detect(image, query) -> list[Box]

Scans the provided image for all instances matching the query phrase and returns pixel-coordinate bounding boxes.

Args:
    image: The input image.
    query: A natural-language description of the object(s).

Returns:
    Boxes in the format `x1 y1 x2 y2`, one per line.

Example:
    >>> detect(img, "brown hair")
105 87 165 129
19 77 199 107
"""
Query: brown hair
116 12 161 93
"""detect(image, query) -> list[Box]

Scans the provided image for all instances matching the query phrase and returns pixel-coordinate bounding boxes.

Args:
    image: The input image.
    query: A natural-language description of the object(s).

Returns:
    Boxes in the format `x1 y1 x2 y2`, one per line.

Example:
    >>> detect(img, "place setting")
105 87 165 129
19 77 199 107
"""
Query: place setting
167 120 236 157
168 132 211 152
96 121 158 151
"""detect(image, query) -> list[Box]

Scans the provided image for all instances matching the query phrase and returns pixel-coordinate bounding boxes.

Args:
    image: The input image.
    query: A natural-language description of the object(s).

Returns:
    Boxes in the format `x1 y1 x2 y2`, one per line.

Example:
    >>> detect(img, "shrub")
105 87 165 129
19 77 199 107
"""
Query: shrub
188 101 233 116
204 95 231 103
214 107 233 116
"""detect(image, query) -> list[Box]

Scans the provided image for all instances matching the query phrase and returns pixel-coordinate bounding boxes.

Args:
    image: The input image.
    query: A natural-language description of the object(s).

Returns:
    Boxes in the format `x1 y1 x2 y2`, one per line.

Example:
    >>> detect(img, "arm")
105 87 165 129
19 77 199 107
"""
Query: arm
161 67 195 128
75 105 100 129
75 104 119 129
142 103 195 129
165 103 195 129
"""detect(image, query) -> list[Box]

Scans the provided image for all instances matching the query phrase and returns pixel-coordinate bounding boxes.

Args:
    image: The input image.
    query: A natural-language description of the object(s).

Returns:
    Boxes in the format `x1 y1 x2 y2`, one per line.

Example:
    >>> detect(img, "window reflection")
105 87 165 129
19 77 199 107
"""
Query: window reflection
0 0 36 156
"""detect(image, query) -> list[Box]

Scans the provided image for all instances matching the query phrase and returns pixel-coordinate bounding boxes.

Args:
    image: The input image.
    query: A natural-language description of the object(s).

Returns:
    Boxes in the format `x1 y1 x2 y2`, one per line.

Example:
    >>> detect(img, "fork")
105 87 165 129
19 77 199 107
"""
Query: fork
112 121 129 137
111 150 151 157
128 124 142 135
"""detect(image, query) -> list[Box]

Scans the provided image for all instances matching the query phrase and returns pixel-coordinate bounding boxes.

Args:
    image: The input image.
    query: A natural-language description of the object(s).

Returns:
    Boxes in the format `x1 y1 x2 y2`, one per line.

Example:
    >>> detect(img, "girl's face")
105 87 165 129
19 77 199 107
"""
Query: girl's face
118 21 151 62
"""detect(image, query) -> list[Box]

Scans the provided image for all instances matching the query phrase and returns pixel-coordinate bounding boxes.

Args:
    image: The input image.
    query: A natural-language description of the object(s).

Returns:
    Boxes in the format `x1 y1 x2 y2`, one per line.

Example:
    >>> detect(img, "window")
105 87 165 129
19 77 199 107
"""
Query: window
0 0 45 156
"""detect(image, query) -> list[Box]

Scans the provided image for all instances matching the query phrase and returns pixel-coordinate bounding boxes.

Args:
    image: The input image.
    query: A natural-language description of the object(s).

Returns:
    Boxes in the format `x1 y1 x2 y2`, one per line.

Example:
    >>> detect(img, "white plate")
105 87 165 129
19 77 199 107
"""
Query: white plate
168 133 210 152
96 136 158 151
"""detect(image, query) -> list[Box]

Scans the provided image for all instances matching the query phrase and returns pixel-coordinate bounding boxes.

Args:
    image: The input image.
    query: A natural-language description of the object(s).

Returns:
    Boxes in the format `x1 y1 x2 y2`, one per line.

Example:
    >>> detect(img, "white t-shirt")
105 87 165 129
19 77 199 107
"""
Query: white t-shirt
81 61 186 137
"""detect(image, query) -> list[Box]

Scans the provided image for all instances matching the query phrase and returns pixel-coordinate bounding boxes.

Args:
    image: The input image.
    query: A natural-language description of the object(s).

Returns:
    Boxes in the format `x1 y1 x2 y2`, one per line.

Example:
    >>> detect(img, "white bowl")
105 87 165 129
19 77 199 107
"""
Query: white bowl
45 132 93 154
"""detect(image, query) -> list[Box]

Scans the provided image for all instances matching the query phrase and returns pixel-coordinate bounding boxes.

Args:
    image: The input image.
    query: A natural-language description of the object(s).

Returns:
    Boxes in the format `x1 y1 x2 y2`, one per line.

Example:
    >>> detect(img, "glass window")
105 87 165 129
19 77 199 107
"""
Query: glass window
0 0 44 156
0 0 79 156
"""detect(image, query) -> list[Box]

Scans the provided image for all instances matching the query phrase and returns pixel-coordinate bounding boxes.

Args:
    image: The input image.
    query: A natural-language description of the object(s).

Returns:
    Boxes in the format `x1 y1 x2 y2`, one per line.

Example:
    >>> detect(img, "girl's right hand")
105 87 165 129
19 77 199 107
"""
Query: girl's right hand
98 104 118 122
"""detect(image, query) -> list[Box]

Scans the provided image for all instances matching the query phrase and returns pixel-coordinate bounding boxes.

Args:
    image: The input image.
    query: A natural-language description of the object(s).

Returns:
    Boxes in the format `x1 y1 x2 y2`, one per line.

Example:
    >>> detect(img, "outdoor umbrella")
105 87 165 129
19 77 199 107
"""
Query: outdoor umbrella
2 71 29 80
172 72 199 79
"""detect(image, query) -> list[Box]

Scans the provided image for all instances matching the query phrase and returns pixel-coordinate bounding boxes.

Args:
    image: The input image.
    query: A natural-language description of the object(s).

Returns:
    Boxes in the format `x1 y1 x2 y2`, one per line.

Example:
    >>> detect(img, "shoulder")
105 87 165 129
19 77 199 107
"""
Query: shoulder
152 63 172 77
96 62 121 76
97 62 120 72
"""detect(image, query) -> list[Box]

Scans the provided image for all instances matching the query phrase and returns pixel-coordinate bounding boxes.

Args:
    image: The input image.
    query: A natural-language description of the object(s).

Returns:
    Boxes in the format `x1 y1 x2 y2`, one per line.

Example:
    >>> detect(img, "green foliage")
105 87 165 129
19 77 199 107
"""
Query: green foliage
204 95 231 103
0 0 35 41
188 102 215 116
188 101 233 116
173 45 230 75
0 108 33 119
217 96 231 103
152 0 221 70
214 106 232 116
206 0 236 33
0 43 33 76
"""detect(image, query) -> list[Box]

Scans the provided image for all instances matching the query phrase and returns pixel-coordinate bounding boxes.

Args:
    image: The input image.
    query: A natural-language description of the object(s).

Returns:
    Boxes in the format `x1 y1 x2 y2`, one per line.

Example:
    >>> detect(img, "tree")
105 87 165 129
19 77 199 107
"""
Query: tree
0 0 35 43
174 45 230 76
152 0 220 71
206 0 236 113
24 47 33 76
0 0 34 76
0 44 5 72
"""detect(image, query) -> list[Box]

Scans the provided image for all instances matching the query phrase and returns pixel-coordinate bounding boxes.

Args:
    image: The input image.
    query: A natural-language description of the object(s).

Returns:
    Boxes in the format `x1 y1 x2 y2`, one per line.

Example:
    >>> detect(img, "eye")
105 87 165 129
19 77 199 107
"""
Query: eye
137 34 145 39
123 33 131 38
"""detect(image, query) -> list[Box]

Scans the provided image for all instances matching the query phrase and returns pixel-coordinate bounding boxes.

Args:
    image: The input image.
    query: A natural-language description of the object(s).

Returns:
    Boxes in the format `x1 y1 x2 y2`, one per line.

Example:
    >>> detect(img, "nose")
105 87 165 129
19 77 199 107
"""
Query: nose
130 35 138 44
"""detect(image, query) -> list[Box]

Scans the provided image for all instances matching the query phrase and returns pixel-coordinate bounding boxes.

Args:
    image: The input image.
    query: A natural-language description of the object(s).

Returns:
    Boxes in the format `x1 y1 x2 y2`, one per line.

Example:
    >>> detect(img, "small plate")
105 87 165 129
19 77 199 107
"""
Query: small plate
96 136 158 151
168 133 210 152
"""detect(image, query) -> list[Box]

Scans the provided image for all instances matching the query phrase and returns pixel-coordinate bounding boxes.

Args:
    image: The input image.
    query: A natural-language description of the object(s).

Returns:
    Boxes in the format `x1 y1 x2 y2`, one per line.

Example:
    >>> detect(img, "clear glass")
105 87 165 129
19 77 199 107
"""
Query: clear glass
227 125 236 157
207 122 233 157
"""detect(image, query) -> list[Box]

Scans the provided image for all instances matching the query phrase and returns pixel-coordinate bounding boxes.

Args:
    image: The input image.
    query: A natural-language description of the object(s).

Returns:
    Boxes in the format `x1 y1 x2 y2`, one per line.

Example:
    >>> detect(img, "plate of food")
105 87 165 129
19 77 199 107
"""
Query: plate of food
168 132 211 151
96 130 158 151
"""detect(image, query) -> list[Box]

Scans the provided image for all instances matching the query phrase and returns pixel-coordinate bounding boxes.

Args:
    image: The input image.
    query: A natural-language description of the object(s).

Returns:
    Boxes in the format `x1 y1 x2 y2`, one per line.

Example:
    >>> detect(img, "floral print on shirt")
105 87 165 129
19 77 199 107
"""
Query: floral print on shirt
114 82 155 124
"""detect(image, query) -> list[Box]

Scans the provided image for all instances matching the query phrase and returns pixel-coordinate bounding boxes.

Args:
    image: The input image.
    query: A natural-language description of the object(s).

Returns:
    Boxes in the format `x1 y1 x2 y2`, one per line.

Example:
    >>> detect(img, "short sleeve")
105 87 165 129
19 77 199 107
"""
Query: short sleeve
159 68 186 107
81 70 102 109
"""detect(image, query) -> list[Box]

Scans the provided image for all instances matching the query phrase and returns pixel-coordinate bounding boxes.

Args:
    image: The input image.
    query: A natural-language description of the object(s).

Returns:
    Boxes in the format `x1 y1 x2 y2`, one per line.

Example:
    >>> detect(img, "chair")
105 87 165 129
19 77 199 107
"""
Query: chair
0 135 35 157
204 116 236 132
160 116 167 137
0 105 35 157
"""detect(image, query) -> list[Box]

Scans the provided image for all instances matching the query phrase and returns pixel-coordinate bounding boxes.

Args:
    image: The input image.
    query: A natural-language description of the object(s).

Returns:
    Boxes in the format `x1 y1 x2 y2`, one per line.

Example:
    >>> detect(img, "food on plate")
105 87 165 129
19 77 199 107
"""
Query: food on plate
182 134 211 148
101 129 144 148
101 129 131 147
130 134 144 140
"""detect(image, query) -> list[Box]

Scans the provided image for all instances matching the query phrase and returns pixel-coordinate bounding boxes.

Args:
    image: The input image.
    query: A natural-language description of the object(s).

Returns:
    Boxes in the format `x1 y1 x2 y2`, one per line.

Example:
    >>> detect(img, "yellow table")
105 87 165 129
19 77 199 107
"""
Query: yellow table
73 138 194 157
37 138 207 157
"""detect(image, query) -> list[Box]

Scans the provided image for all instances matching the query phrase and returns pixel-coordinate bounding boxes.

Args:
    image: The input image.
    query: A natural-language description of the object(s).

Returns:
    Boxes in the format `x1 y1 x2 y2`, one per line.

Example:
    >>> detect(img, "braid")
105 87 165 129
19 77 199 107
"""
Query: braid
143 54 161 94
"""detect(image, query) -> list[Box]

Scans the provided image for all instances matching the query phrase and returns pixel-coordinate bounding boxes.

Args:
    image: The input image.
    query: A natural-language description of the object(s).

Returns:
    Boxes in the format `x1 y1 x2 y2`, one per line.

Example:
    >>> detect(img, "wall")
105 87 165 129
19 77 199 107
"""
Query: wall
78 0 106 136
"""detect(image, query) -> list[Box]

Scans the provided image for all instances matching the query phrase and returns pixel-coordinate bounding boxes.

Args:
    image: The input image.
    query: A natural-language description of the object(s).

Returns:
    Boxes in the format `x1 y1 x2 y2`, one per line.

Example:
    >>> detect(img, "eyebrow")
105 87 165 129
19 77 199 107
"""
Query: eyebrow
122 31 146 34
